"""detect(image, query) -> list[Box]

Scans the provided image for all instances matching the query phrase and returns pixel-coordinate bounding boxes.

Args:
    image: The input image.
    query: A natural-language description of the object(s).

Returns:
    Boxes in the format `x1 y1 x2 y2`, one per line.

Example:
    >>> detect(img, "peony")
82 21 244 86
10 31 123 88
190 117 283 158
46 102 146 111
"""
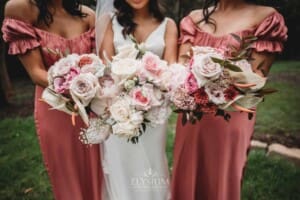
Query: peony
69 73 100 107
191 53 223 87
146 105 171 125
110 96 132 122
51 54 79 77
142 52 167 76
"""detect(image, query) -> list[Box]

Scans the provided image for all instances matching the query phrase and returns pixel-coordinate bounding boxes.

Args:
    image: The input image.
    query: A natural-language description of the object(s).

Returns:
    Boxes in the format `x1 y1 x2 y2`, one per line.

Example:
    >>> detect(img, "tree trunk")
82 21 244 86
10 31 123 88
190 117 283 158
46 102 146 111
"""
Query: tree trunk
0 0 13 107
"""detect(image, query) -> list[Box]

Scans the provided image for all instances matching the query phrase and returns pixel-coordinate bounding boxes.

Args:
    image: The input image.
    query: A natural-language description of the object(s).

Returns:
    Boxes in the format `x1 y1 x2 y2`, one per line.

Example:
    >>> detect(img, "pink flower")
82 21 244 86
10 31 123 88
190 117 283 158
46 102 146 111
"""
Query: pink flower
142 52 164 76
65 67 80 82
78 56 93 67
131 87 151 110
185 73 198 94
53 77 68 94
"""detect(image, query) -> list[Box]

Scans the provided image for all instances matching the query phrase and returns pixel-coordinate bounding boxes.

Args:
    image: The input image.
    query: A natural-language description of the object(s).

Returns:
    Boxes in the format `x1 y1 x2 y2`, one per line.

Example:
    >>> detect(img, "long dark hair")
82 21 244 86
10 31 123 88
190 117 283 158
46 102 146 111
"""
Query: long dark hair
200 0 256 30
114 0 164 37
31 0 87 26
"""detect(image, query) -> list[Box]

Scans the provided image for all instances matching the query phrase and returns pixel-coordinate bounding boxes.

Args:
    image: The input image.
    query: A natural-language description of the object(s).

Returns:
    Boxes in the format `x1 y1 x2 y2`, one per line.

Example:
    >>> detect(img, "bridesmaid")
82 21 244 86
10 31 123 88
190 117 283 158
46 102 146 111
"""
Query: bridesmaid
2 0 102 199
172 0 287 200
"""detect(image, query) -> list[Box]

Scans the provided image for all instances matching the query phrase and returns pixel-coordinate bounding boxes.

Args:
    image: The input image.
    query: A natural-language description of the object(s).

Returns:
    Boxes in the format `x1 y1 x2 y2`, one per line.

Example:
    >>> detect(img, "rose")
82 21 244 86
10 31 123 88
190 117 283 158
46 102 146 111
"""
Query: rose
191 53 223 87
112 121 140 138
113 44 140 61
142 52 167 76
130 84 162 111
109 97 132 122
146 105 171 125
159 63 189 91
185 73 198 94
51 54 79 77
111 58 141 82
69 73 100 107
80 54 106 77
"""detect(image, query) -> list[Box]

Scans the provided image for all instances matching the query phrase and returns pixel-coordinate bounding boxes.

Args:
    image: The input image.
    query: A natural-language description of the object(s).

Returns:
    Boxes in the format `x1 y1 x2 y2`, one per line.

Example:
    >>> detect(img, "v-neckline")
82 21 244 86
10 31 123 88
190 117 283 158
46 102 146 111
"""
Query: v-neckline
132 18 166 44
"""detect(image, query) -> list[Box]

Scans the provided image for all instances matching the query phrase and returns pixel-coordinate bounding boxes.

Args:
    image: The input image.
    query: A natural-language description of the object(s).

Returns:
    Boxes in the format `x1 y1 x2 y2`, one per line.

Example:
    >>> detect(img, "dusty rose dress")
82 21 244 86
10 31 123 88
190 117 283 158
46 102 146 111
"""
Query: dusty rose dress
2 18 102 200
172 12 287 200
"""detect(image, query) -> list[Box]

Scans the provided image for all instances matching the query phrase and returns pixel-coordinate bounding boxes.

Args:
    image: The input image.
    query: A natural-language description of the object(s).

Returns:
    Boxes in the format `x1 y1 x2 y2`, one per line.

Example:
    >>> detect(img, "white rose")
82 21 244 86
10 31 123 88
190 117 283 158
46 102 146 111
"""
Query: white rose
112 122 140 138
191 53 223 87
110 97 132 122
111 58 141 82
69 73 100 107
113 44 140 61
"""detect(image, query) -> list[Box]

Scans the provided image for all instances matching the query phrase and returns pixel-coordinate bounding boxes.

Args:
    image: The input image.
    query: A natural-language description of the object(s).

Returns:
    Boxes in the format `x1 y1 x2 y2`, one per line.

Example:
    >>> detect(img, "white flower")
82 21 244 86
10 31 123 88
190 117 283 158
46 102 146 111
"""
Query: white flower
233 59 253 73
204 84 226 105
111 58 141 83
69 73 100 107
146 105 171 125
51 54 79 77
109 96 132 122
130 111 144 126
160 63 189 91
112 121 140 138
113 44 140 61
191 53 223 87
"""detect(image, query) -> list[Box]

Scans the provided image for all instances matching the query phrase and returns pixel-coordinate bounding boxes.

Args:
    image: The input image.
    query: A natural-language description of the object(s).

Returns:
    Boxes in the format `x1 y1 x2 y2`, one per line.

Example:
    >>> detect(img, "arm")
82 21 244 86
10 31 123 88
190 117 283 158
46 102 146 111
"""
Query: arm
163 19 178 64
5 0 48 88
99 20 115 62
250 51 276 77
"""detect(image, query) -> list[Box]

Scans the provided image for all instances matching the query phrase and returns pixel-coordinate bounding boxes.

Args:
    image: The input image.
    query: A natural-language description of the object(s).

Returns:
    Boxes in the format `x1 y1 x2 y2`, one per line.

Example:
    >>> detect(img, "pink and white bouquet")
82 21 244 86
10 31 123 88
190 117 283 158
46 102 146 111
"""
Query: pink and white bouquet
108 44 171 143
42 54 113 143
171 46 275 124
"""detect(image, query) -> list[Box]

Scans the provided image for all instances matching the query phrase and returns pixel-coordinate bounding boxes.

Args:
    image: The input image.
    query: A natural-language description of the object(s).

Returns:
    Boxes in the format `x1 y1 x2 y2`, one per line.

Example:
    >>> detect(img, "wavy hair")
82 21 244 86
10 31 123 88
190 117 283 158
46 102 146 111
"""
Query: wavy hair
30 0 87 26
114 0 164 37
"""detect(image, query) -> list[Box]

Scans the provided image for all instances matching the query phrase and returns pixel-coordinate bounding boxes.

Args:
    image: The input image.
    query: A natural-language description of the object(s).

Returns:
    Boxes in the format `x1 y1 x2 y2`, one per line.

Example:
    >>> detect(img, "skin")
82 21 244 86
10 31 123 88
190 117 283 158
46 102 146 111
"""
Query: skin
100 0 178 64
4 0 95 87
178 0 277 77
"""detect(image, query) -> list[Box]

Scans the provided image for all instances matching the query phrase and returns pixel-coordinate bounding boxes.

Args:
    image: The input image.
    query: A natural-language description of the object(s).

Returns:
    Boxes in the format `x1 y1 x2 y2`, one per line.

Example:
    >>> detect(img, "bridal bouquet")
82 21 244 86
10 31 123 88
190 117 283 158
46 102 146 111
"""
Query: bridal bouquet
108 44 172 143
171 45 276 125
42 54 114 143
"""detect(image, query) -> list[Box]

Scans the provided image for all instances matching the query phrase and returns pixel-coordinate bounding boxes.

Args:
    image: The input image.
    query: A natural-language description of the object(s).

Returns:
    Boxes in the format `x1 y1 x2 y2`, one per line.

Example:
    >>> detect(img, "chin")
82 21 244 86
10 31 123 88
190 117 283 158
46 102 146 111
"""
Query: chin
126 0 149 10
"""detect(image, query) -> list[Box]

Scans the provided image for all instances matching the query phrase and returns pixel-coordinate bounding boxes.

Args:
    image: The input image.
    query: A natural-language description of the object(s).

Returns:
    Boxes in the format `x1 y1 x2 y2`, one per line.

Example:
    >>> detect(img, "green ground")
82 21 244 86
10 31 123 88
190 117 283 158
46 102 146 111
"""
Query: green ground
0 61 299 199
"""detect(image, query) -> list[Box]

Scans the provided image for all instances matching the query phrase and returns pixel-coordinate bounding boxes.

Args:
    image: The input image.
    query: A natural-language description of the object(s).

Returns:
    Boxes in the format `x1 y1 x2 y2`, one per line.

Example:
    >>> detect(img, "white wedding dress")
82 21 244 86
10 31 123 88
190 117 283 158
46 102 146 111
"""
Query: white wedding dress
100 16 170 200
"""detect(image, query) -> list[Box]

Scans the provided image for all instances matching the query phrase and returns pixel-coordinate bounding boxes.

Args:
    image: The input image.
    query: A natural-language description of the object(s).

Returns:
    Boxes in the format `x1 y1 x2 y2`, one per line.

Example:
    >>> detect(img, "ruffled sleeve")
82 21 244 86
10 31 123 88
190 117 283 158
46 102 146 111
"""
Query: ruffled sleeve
178 16 196 44
252 12 288 53
1 18 40 55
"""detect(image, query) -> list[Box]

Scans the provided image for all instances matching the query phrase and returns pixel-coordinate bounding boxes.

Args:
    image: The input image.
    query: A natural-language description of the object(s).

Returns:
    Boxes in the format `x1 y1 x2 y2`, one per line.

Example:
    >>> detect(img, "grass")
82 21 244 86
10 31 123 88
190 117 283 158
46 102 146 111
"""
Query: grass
0 61 299 199
255 61 300 135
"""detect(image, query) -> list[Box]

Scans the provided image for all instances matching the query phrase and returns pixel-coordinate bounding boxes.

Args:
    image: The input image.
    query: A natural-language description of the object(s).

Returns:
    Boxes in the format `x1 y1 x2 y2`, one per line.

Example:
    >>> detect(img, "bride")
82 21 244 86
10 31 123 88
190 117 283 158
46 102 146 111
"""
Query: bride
95 0 178 199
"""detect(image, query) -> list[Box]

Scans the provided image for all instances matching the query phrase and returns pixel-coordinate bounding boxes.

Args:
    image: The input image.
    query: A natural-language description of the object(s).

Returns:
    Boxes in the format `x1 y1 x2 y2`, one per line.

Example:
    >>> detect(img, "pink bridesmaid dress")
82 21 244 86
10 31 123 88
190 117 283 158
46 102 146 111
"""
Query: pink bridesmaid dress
171 12 287 200
2 18 103 200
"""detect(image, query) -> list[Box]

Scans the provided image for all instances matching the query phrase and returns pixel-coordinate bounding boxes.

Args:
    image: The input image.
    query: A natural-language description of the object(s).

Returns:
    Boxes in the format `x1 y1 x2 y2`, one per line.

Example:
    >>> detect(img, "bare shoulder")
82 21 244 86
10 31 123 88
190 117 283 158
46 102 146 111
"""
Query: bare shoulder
250 5 277 22
4 0 38 24
81 5 95 28
166 18 178 34
188 9 203 23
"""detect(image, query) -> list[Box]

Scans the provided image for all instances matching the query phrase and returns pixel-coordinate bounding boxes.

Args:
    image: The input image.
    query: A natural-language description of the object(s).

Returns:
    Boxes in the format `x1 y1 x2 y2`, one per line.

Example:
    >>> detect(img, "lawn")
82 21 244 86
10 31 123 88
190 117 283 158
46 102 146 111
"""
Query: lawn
0 61 299 199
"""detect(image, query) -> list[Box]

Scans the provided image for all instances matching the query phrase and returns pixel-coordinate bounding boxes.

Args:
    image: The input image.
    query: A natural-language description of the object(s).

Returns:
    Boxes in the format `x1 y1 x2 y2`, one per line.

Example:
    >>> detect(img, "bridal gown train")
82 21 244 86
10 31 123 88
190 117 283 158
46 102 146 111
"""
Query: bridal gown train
100 16 170 200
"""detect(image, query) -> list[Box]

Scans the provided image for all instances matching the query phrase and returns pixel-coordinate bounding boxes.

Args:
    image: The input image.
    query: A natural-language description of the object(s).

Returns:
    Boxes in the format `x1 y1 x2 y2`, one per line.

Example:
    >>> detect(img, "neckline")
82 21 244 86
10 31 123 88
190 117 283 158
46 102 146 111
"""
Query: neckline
4 18 94 41
129 18 167 44
186 11 277 39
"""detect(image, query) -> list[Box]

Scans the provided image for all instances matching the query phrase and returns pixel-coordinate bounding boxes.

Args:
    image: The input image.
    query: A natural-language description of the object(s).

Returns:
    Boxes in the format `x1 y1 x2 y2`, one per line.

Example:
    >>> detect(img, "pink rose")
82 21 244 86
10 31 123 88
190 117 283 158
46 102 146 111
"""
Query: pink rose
142 52 164 76
65 67 80 82
185 73 198 94
131 87 151 110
